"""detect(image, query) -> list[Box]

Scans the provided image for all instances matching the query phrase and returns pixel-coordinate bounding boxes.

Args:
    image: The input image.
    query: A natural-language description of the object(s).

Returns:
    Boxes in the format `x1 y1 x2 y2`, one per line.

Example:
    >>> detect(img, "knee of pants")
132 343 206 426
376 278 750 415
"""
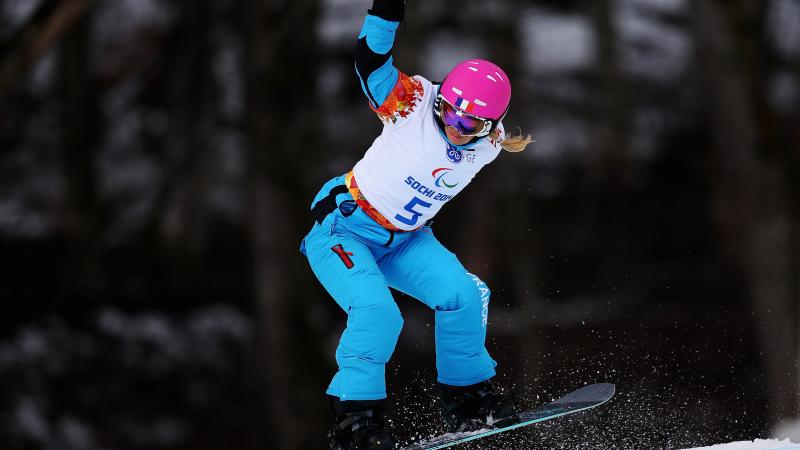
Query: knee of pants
432 273 491 314
349 301 404 362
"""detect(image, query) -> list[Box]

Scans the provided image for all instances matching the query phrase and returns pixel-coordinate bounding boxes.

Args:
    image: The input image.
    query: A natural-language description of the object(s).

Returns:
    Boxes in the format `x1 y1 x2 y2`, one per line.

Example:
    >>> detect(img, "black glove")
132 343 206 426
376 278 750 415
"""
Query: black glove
369 0 406 22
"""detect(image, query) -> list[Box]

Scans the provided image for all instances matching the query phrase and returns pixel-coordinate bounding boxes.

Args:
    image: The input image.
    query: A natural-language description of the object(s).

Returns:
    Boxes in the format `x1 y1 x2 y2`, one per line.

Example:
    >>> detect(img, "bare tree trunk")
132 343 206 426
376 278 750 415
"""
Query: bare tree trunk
587 0 630 191
159 0 215 264
691 0 795 421
57 5 99 241
243 0 321 448
733 0 796 421
691 0 759 258
794 74 800 420
777 7 800 420
789 167 800 425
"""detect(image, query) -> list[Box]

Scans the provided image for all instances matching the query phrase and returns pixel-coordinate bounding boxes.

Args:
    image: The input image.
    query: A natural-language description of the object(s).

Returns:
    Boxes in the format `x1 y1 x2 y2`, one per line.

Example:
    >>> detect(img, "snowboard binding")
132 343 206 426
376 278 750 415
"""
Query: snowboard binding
328 396 395 450
438 380 519 432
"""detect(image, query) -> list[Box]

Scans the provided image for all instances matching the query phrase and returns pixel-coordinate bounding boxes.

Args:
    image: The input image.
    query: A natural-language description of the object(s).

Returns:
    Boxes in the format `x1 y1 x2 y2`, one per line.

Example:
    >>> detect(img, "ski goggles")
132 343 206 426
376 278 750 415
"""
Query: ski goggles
438 97 493 137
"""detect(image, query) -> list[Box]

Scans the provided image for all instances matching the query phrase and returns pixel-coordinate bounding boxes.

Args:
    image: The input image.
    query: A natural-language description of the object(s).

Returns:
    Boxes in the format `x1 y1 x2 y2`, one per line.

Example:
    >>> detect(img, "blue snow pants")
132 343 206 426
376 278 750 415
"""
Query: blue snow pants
299 174 497 401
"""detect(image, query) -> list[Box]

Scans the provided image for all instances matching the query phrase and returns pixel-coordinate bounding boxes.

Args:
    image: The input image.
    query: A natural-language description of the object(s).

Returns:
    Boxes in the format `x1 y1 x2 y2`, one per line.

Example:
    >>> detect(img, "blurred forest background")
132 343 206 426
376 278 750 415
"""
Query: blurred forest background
1 0 800 449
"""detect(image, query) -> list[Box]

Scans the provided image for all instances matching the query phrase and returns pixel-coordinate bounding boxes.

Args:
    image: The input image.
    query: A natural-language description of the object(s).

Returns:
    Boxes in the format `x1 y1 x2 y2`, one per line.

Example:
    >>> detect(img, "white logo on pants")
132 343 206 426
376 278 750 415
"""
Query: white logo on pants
468 272 490 328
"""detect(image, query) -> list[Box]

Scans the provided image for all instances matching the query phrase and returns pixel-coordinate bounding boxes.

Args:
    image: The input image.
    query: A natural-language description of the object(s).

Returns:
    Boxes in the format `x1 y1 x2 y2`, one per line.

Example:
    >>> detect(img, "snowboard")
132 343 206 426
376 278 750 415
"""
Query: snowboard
400 382 616 450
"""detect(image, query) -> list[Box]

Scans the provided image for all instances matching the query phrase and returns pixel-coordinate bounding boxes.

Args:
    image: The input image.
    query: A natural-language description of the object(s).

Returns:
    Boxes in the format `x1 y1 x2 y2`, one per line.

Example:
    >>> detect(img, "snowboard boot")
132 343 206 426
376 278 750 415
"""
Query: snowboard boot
327 396 395 450
438 380 519 432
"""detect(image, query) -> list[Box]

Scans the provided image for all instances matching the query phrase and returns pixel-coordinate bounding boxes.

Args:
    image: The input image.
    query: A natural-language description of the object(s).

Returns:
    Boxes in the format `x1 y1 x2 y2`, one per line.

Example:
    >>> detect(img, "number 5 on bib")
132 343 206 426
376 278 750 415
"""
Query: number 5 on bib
395 196 432 226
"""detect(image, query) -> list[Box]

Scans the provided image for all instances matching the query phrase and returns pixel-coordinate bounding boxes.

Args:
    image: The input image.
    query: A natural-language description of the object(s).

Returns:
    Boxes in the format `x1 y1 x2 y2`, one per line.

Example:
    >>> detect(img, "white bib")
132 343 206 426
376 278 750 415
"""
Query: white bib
352 75 503 231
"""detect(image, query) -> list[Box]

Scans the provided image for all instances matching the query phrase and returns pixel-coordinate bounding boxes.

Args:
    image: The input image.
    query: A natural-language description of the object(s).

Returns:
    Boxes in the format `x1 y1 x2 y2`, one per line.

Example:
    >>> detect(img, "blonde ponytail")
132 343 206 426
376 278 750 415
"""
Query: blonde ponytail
490 128 533 153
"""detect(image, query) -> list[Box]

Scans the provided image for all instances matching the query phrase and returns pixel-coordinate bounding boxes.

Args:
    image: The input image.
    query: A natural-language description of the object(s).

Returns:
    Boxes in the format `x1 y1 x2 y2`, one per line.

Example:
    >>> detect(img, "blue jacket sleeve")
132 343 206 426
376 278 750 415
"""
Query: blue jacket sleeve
355 2 405 109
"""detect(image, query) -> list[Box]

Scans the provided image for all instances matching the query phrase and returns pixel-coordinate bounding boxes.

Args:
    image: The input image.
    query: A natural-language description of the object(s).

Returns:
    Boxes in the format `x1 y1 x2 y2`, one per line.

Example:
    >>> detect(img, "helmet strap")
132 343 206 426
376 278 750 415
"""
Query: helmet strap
487 103 510 136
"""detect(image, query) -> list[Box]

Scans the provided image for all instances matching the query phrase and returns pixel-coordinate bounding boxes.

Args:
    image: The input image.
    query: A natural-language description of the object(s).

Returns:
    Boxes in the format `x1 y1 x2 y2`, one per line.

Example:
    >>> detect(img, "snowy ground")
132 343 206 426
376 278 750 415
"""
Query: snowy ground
687 439 800 449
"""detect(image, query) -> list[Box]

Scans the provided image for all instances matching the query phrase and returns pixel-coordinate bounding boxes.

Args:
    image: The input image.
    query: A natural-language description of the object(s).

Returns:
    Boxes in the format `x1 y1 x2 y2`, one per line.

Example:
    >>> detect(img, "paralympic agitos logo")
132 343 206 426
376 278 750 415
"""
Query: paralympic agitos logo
432 168 459 188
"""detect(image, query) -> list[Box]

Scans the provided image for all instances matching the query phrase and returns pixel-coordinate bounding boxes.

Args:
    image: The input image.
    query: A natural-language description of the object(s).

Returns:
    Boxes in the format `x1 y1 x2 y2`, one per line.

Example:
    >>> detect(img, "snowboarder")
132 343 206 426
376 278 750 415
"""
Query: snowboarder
299 1 533 448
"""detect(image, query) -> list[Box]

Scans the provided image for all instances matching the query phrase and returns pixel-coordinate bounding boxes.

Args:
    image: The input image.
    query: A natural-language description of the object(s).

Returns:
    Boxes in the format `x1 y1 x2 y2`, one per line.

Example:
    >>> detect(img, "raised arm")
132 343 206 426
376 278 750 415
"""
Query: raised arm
354 0 406 109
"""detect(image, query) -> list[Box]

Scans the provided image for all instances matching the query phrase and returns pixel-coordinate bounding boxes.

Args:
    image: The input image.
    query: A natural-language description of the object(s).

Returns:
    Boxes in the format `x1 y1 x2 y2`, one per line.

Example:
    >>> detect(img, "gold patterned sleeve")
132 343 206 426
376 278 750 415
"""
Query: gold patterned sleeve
370 71 425 125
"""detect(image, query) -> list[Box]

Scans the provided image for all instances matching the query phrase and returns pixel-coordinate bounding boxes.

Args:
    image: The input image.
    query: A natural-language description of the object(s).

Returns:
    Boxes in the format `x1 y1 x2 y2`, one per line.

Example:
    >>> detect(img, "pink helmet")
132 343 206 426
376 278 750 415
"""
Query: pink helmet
439 59 511 121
